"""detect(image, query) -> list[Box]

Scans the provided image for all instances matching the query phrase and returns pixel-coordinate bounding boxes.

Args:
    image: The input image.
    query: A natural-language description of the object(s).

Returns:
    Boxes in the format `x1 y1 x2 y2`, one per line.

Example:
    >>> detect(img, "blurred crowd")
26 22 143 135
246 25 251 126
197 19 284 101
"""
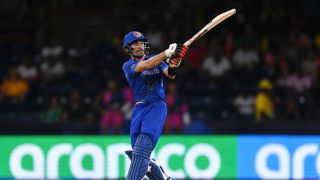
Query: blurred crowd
1 0 320 134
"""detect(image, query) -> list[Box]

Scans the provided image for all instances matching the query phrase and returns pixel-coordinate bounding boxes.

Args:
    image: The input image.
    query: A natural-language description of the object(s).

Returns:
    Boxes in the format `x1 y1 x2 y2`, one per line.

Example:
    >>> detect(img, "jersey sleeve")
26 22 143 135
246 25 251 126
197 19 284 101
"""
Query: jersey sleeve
123 61 140 80
159 61 168 71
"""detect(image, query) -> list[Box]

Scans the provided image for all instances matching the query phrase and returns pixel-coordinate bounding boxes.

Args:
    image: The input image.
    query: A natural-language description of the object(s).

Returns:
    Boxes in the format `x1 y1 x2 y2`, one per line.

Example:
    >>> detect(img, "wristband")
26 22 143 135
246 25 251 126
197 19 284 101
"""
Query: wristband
168 67 177 76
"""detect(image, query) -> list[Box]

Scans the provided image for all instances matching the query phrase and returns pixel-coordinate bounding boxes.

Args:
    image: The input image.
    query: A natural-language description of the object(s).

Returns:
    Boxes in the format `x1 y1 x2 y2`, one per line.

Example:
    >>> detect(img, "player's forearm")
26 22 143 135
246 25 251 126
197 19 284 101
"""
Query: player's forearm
135 52 167 72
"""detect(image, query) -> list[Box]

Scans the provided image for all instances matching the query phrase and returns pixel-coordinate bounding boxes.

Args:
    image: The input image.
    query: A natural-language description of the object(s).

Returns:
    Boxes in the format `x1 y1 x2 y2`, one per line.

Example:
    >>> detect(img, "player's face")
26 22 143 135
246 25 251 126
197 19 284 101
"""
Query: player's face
130 41 145 58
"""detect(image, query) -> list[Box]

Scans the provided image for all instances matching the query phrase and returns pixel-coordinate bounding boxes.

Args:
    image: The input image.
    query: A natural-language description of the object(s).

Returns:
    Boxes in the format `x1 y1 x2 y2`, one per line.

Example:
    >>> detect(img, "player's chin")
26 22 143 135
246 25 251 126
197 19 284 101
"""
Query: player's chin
132 52 144 58
133 55 144 59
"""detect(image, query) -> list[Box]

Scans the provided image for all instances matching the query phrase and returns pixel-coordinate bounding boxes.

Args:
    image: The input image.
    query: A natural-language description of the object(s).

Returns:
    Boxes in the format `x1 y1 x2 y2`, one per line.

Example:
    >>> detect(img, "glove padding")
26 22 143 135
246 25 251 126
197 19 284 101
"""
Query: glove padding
164 43 177 58
165 43 188 59
171 44 188 59
165 44 188 67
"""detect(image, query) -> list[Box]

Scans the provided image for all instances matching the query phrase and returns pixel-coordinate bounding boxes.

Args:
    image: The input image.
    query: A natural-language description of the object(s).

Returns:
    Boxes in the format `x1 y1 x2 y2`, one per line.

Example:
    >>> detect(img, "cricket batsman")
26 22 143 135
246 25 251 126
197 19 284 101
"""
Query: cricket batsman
122 31 188 180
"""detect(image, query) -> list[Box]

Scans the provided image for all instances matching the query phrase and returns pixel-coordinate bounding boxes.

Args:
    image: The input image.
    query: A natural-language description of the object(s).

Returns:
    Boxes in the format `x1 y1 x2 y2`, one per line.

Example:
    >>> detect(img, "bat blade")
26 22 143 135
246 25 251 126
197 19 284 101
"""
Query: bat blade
184 8 236 46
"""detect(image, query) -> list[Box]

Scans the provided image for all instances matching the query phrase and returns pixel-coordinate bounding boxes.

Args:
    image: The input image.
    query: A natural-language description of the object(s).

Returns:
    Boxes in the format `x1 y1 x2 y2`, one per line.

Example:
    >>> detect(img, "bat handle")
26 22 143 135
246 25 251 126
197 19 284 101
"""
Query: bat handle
184 41 191 47
184 33 199 46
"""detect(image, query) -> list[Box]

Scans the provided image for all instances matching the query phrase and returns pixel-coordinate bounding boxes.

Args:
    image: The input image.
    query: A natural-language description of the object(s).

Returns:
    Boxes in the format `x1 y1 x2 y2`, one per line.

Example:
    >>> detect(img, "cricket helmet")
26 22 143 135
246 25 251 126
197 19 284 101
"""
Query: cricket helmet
123 31 147 48
123 31 150 55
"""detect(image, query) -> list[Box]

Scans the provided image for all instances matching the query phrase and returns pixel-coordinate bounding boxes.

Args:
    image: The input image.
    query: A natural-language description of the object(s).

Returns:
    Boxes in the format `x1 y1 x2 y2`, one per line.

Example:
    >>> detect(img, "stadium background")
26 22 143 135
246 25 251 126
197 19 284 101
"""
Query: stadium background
0 0 320 179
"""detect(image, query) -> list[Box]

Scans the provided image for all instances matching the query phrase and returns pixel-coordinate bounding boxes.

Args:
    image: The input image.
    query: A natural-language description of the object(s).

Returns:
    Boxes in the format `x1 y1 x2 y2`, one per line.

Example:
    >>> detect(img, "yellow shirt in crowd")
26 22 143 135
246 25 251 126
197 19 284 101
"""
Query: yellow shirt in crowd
255 92 273 122
1 79 29 97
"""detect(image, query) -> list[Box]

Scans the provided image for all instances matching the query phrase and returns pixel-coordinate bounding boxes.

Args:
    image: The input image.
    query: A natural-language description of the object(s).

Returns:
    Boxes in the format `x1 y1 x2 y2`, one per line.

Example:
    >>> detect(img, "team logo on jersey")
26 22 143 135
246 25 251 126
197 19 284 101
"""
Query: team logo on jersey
133 31 141 37
142 69 160 75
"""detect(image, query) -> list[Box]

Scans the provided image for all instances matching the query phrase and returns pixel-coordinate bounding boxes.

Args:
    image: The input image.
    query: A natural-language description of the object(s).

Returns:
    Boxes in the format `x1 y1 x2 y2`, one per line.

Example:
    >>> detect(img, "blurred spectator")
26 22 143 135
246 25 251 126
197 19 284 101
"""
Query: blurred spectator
233 42 259 69
202 39 231 79
41 41 64 58
233 90 255 121
121 86 134 133
261 51 277 79
16 56 38 81
121 86 134 119
255 79 274 123
232 40 260 85
40 96 63 124
1 68 29 99
39 56 66 82
94 79 124 134
62 90 86 123
286 69 312 94
62 90 97 134
164 82 191 134
284 69 312 119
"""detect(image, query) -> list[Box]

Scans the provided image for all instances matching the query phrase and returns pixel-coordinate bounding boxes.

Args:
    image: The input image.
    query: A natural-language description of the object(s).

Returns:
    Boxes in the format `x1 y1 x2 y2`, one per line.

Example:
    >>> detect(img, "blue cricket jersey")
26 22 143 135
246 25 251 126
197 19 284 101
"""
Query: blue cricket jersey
122 55 168 103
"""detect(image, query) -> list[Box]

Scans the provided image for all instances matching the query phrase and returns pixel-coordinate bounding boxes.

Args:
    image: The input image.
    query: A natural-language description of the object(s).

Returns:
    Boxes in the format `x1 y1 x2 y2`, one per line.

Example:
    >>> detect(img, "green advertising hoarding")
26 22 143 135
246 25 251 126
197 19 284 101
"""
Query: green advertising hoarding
0 136 236 179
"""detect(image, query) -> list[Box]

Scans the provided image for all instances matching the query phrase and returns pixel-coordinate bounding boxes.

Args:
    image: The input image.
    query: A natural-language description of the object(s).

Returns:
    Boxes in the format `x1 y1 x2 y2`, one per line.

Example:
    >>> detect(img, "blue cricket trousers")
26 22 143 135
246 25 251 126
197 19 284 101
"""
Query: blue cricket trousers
130 100 167 149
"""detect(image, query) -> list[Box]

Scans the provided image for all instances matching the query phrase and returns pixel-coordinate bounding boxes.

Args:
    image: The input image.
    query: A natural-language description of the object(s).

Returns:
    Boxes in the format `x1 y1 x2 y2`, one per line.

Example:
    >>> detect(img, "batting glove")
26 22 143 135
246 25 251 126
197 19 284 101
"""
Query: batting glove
165 43 177 58
165 44 188 67
171 44 188 59
165 43 188 58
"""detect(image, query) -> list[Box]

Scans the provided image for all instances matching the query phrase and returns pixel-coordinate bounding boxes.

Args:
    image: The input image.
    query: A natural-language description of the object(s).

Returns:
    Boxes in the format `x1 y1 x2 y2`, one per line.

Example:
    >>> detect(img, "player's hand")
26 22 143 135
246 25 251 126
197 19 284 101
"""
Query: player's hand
166 44 187 67
165 43 177 58
171 44 188 59
165 43 188 58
